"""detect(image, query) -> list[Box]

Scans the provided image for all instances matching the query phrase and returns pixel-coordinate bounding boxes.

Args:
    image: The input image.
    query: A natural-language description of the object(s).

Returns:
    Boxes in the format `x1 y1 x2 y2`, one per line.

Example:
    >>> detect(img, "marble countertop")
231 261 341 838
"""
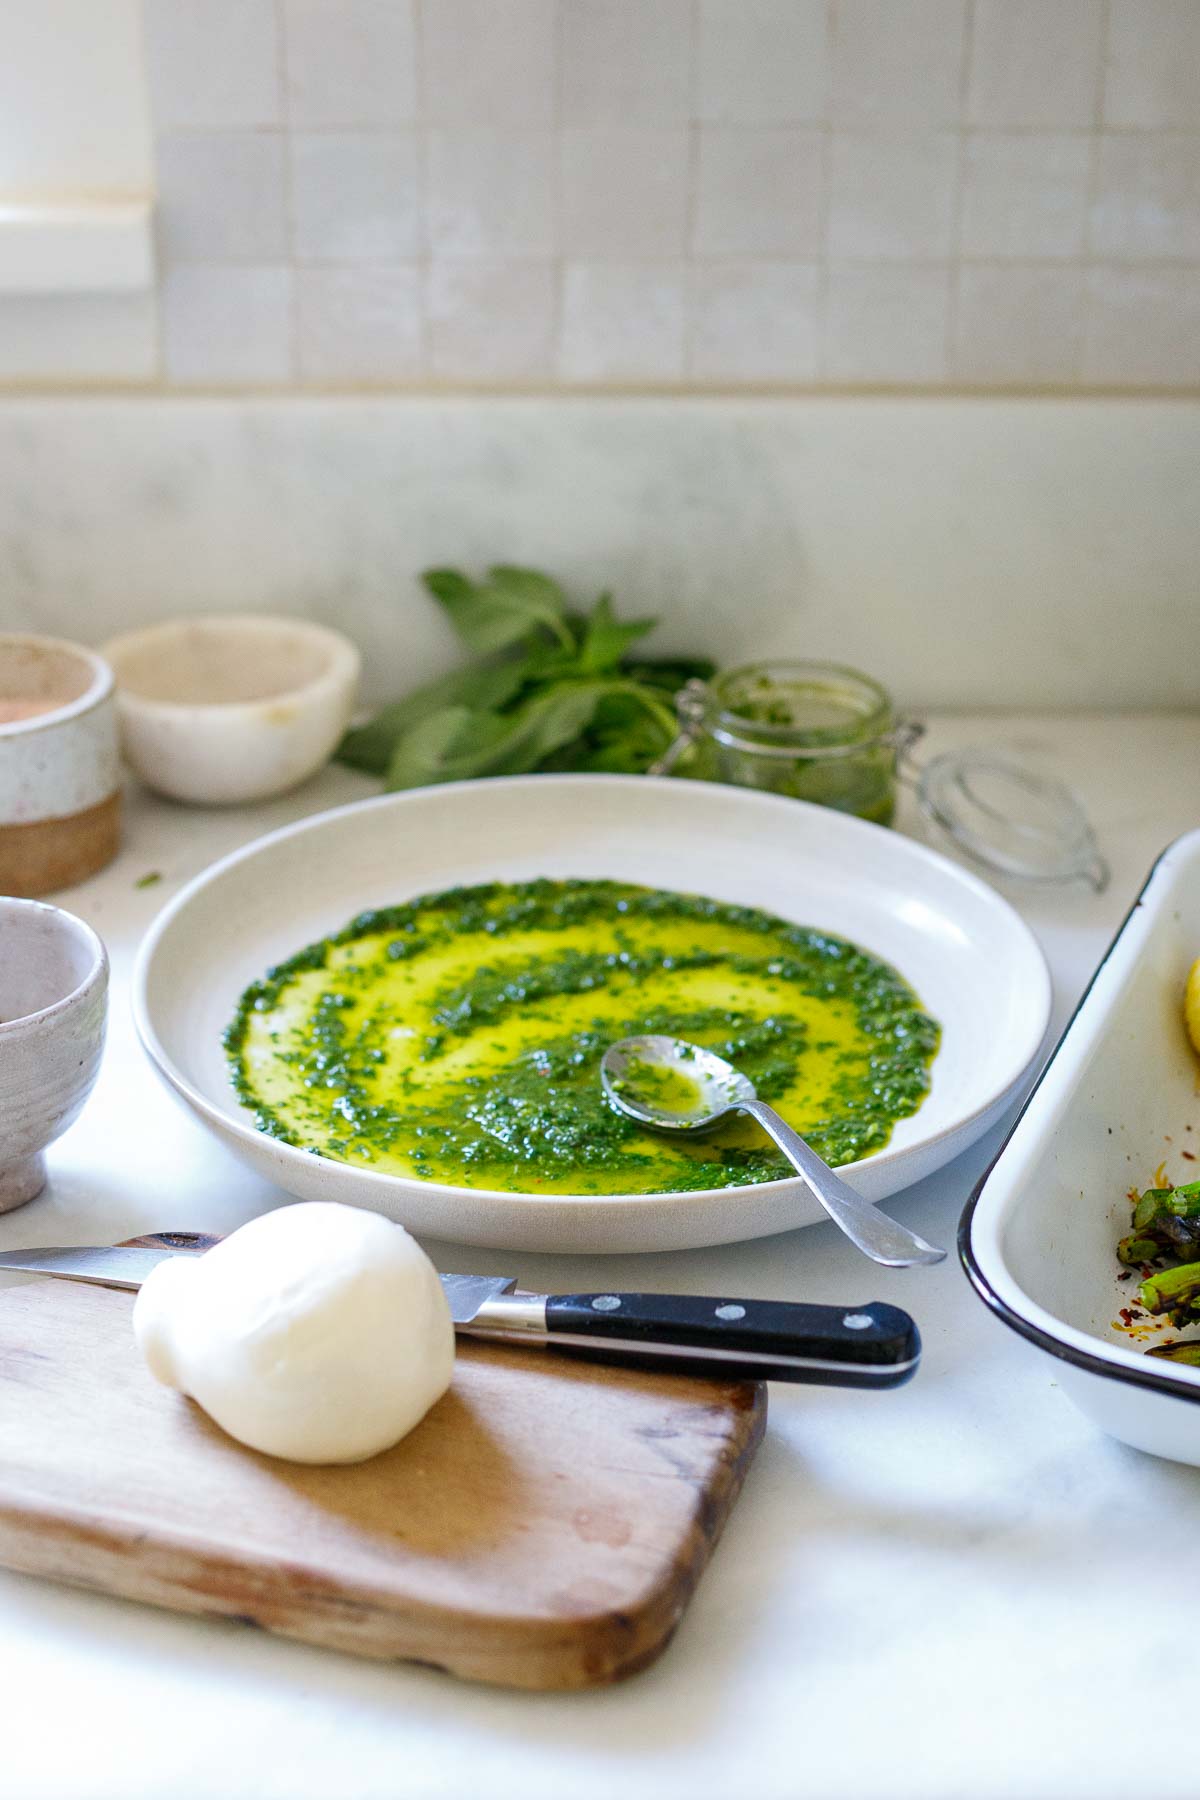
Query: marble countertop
5 711 1199 1800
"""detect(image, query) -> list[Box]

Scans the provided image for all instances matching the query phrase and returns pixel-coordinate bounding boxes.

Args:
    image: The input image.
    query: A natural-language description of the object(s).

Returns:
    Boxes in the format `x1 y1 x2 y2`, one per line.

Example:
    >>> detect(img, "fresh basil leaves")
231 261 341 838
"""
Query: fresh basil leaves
336 565 715 790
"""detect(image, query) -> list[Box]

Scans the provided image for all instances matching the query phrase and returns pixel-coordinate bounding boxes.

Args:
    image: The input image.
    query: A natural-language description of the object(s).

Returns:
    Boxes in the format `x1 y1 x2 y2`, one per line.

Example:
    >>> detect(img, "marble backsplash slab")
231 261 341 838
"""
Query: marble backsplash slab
0 393 1196 709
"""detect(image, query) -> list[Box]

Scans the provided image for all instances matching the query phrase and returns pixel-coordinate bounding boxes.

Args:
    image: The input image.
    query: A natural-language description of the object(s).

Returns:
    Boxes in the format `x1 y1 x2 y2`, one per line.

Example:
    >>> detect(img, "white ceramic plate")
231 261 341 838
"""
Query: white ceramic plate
962 828 1200 1466
134 775 1050 1255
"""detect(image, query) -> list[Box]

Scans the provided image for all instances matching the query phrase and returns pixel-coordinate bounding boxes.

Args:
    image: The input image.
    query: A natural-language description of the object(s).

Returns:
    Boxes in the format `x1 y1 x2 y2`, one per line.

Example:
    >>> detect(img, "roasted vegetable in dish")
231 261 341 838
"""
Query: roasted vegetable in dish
1114 964 1200 1364
1118 1180 1200 1269
1119 1178 1200 1361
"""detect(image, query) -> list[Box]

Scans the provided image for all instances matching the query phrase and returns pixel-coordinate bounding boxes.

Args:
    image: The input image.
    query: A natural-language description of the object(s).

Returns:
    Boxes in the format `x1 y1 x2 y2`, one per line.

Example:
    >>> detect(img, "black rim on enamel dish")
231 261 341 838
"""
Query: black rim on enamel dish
958 832 1200 1409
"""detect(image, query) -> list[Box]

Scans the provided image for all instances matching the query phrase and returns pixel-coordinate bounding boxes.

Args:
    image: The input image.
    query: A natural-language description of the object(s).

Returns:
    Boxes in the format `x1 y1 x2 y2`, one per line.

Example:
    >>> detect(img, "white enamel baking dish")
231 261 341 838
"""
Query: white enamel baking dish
962 828 1200 1465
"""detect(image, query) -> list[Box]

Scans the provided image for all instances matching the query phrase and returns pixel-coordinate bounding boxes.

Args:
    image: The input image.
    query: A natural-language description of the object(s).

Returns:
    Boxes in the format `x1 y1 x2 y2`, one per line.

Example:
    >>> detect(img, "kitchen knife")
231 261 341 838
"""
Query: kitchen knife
0 1234 920 1388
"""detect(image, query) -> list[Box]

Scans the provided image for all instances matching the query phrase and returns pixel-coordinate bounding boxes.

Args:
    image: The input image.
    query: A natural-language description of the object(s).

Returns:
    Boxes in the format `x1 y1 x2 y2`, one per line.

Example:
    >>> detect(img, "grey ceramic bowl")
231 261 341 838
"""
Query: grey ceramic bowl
0 898 107 1210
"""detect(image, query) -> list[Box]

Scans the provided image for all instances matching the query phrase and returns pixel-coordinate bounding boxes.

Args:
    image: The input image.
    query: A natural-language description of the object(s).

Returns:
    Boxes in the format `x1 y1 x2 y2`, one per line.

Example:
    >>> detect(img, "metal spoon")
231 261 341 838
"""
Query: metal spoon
600 1034 947 1269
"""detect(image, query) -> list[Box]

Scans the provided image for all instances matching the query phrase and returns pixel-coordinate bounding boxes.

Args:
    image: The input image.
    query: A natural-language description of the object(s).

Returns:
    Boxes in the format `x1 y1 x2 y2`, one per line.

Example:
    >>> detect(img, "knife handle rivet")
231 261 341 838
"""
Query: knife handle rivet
842 1313 874 1330
714 1304 746 1321
591 1295 622 1312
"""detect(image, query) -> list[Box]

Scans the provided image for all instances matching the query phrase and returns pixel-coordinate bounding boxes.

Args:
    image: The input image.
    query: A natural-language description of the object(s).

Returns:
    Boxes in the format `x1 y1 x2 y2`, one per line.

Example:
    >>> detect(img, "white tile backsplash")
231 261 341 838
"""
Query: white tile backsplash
296 264 423 381
426 259 557 379
828 133 957 260
560 262 687 379
1090 135 1200 263
1084 267 1200 386
561 0 692 125
282 0 417 128
695 1 828 125
967 0 1103 128
162 265 293 385
290 134 421 262
421 0 557 125
960 134 1091 260
143 0 282 131
8 0 1200 393
1104 0 1200 130
824 264 950 382
693 129 824 256
425 129 556 256
830 0 966 128
156 134 288 263
561 130 689 258
689 260 819 379
953 266 1084 384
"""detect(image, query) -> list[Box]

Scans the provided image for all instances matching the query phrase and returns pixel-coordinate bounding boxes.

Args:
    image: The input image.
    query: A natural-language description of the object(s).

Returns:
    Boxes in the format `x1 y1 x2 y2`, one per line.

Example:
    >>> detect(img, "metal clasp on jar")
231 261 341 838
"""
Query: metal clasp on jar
646 679 711 778
648 680 924 778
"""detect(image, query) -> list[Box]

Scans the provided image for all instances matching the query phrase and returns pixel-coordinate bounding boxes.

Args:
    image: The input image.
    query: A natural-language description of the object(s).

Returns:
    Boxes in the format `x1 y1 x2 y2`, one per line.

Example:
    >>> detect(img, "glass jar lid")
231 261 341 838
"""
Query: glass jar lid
915 748 1109 892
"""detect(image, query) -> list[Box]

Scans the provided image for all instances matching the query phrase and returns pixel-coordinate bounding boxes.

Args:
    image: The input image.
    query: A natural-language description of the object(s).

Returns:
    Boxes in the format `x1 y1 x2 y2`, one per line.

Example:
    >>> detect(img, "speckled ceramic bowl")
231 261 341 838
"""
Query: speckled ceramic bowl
0 634 120 896
0 898 107 1210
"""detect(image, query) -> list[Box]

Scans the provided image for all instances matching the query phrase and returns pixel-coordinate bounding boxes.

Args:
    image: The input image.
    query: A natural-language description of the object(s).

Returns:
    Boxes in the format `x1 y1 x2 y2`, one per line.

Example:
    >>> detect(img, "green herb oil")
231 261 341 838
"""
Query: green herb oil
225 878 939 1196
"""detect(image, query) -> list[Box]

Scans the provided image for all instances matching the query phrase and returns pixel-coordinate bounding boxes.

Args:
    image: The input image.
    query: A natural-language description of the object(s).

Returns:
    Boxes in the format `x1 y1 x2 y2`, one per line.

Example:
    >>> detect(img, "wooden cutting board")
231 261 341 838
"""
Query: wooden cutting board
0 1278 765 1690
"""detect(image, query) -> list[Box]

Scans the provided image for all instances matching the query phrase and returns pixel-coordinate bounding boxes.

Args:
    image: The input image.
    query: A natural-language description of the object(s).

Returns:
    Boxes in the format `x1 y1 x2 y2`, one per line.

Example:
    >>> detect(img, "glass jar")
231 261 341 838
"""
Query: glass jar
650 658 1108 884
655 659 912 827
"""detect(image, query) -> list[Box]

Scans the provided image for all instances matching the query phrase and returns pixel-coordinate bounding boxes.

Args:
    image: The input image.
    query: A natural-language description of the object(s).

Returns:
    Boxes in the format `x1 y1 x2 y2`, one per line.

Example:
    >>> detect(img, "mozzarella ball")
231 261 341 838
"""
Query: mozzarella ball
133 1202 455 1464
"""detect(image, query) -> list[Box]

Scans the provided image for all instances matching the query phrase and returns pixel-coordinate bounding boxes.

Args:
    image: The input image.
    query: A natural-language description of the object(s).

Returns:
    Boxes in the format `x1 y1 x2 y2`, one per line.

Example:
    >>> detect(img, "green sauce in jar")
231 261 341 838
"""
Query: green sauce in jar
685 660 901 825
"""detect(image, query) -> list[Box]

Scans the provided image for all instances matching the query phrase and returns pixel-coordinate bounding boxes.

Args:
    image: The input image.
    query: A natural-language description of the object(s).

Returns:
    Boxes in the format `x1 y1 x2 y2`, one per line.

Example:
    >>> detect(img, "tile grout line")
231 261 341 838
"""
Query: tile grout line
681 0 701 380
1080 0 1115 383
813 0 835 382
944 0 977 382
412 0 432 379
5 375 1199 399
272 0 299 384
157 251 1200 272
550 0 566 382
150 119 1200 139
551 0 567 379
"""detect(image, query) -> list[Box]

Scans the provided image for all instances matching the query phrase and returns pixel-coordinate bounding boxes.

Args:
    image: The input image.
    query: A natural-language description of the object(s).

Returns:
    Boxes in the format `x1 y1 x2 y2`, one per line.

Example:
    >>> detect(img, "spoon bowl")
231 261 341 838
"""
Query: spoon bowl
601 1034 946 1270
600 1034 756 1133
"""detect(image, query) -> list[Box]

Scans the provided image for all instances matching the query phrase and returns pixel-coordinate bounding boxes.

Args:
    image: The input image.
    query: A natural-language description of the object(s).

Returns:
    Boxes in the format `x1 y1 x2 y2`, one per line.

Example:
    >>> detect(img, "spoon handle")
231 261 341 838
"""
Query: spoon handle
737 1099 947 1268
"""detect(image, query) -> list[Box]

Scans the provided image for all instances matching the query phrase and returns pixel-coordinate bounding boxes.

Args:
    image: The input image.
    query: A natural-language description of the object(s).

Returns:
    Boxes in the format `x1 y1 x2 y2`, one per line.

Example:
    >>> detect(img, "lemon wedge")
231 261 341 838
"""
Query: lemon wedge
1186 957 1200 1058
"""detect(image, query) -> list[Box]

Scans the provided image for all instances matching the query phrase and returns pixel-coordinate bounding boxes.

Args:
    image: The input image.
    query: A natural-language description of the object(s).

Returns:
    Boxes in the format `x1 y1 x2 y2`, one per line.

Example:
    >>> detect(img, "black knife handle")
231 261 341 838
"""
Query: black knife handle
541 1294 920 1388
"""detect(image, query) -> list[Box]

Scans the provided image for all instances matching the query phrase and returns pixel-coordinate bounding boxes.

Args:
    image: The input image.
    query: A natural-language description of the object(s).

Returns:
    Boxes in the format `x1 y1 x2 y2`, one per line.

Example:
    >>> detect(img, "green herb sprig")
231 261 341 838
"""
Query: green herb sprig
336 565 714 790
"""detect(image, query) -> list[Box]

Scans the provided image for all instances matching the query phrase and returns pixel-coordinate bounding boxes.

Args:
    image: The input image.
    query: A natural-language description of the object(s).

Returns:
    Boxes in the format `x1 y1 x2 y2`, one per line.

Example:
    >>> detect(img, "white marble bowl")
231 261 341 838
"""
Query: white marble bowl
0 898 108 1210
102 615 361 806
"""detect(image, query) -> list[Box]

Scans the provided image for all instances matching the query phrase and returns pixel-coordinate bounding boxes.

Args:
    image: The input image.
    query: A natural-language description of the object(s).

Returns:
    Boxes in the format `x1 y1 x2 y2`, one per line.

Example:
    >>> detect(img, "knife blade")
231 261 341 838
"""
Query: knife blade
0 1238 921 1388
0 1243 518 1323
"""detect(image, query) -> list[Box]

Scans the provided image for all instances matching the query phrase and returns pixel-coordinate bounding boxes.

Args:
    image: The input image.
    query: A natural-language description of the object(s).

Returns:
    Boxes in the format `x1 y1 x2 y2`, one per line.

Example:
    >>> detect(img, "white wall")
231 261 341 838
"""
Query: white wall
2 393 1196 709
